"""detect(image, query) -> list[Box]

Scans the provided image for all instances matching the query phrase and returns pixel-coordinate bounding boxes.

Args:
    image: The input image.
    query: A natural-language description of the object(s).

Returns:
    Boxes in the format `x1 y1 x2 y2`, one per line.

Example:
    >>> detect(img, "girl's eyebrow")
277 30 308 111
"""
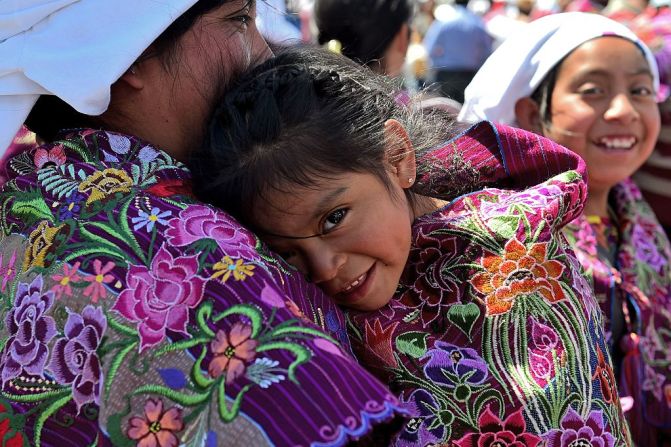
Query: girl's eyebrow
573 67 653 80
311 186 348 220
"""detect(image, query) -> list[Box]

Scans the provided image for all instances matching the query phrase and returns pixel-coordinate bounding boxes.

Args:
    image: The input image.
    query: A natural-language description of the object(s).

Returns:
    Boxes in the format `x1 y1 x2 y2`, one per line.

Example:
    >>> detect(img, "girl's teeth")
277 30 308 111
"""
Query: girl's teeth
599 137 635 149
344 274 365 292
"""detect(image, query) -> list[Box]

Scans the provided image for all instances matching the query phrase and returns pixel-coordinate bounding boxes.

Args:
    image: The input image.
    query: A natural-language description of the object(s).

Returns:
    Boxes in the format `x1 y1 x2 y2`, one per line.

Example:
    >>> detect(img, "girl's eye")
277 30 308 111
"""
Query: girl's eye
322 208 348 233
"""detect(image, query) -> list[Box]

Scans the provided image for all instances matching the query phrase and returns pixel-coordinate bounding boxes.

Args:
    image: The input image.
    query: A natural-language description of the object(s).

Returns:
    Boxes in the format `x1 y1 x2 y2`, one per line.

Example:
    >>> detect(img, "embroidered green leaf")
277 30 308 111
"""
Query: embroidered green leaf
485 215 520 240
105 341 138 399
218 379 253 422
447 303 481 339
214 304 264 339
132 384 210 407
395 331 429 359
10 197 54 224
402 308 421 323
256 341 311 383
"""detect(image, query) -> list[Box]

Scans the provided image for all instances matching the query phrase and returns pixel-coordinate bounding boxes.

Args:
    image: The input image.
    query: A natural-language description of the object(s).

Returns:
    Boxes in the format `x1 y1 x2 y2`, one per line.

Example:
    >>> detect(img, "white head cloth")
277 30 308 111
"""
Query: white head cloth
0 0 200 155
458 12 660 125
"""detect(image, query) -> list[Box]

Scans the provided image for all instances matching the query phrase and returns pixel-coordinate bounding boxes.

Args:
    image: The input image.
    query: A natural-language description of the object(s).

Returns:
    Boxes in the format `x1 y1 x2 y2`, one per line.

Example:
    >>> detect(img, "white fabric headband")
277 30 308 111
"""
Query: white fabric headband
458 12 660 125
0 0 200 155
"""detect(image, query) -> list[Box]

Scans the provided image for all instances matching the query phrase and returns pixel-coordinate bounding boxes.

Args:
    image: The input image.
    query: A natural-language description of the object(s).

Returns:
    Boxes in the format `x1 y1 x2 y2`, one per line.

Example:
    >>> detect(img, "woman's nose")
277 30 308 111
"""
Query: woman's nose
604 93 638 123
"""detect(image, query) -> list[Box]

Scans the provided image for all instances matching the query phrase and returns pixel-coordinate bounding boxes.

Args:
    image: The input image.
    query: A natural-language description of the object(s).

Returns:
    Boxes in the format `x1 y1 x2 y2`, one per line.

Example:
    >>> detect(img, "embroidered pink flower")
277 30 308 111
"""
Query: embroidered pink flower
82 260 115 303
208 322 258 384
454 405 542 447
126 398 184 447
113 244 205 351
0 250 17 293
165 205 258 259
33 145 66 169
51 262 82 299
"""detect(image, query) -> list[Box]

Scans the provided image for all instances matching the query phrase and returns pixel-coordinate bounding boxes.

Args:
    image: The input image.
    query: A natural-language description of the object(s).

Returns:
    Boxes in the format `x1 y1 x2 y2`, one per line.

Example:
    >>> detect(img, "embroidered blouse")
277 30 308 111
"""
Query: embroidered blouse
347 122 632 446
0 129 407 447
564 178 671 446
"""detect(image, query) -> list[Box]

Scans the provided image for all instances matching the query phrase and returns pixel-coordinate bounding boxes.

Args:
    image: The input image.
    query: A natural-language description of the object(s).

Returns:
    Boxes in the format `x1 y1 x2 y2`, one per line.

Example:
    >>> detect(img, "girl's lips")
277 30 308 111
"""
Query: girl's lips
334 263 376 306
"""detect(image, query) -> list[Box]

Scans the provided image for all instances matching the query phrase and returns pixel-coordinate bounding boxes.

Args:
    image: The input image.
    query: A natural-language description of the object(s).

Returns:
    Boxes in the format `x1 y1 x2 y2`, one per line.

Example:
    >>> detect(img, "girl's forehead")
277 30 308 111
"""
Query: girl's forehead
556 36 651 78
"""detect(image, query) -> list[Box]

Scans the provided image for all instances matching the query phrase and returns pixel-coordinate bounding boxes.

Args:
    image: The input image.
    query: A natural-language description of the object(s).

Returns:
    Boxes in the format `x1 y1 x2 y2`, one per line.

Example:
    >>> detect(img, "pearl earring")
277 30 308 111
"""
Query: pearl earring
408 177 414 184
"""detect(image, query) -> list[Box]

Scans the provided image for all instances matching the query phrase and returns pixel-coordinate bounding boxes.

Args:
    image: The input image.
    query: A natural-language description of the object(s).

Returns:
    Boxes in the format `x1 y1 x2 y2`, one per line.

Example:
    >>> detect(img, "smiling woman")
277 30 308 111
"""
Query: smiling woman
461 12 671 444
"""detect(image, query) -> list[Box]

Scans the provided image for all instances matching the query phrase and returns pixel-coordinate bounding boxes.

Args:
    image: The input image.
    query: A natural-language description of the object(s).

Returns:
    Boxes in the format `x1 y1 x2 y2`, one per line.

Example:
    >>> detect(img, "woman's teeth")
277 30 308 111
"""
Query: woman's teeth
597 136 636 150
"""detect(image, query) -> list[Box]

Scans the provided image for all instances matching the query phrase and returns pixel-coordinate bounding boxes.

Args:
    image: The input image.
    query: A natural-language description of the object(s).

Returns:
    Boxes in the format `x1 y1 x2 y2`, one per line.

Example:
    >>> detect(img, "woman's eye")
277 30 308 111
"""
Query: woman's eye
632 86 653 96
579 86 603 96
322 208 348 232
229 14 252 26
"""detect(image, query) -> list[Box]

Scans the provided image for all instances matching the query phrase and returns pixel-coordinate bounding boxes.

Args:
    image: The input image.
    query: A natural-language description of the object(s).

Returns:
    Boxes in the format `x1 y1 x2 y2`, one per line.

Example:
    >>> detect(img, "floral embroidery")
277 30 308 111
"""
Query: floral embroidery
126 398 184 447
0 250 17 293
211 256 255 283
58 192 84 221
34 145 66 169
131 207 172 233
208 322 259 384
50 261 82 299
78 168 133 205
165 205 259 259
364 319 399 367
454 406 542 447
47 305 106 410
82 259 115 303
528 317 565 388
471 239 566 315
593 347 618 404
0 401 26 447
23 221 64 270
422 342 489 390
544 408 615 447
1 275 56 384
113 244 206 351
396 389 446 446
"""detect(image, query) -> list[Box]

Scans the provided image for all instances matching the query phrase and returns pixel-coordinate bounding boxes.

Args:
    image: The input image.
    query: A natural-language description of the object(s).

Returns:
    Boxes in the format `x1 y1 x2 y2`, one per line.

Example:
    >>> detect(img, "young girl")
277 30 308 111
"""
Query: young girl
190 47 632 445
460 12 671 445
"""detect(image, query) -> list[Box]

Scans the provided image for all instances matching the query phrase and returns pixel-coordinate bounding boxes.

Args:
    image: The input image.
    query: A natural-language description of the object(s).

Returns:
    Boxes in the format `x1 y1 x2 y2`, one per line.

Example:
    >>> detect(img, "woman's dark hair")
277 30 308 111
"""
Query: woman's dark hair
24 0 245 142
190 46 455 231
530 65 559 129
314 0 412 69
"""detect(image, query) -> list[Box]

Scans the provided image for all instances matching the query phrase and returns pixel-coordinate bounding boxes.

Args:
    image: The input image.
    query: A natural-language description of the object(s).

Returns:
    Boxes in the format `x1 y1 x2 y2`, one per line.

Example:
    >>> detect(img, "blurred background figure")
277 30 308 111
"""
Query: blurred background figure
423 0 493 103
414 0 437 37
256 0 302 46
313 0 413 78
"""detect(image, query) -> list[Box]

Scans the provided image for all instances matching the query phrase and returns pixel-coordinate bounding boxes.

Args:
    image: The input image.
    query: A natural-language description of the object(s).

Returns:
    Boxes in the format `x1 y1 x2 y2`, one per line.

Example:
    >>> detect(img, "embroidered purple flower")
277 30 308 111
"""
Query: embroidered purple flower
529 317 559 352
544 408 615 447
643 363 666 401
58 192 85 221
422 341 488 388
1 275 56 384
131 207 172 232
165 205 259 260
631 222 667 273
113 244 206 351
396 389 446 447
47 305 106 410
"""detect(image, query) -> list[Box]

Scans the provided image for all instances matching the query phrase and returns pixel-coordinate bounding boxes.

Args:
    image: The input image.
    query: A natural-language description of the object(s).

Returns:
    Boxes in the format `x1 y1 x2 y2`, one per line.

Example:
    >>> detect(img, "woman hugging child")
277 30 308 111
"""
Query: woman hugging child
190 47 631 445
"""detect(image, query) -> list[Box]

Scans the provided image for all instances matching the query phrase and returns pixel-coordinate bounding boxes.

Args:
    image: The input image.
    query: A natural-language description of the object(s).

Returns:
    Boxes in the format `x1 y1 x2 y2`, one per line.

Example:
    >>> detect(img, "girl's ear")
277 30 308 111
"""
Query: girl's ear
384 119 416 189
514 97 543 134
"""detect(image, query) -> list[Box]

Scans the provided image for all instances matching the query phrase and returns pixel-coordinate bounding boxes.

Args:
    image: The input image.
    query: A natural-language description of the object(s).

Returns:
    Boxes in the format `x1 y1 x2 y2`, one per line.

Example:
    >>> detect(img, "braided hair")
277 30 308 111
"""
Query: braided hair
190 46 455 229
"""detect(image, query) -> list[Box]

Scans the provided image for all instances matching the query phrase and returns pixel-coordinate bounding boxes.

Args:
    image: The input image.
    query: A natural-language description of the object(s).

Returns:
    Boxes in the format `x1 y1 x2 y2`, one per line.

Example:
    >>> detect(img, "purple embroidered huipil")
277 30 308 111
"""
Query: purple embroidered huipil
0 129 408 447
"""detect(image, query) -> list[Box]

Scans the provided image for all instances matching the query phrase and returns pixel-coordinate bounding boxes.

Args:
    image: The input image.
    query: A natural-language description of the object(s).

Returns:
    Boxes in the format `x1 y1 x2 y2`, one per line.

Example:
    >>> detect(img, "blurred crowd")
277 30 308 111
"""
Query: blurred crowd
255 0 671 236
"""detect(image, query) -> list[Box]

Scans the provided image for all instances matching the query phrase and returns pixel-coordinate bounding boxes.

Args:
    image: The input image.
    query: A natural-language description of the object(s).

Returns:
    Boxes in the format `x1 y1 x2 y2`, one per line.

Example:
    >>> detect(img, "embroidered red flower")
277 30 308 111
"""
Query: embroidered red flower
471 239 566 316
454 405 542 447
0 402 27 447
364 319 399 367
593 347 618 404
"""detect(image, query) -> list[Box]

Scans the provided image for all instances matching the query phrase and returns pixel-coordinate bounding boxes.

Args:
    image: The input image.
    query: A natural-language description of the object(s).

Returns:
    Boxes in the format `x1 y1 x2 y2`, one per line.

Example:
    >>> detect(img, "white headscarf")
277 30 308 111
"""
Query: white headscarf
458 12 660 125
0 0 200 154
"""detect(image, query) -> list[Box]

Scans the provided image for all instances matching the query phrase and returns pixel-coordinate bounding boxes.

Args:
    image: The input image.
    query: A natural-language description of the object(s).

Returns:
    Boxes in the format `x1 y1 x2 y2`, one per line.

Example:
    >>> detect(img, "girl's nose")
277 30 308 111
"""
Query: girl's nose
604 93 638 123
305 246 346 285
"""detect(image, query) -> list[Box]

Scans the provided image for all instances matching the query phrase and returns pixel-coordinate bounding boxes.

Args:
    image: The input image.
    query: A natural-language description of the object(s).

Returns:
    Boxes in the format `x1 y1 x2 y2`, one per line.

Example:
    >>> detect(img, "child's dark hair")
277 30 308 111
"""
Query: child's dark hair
190 46 456 230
